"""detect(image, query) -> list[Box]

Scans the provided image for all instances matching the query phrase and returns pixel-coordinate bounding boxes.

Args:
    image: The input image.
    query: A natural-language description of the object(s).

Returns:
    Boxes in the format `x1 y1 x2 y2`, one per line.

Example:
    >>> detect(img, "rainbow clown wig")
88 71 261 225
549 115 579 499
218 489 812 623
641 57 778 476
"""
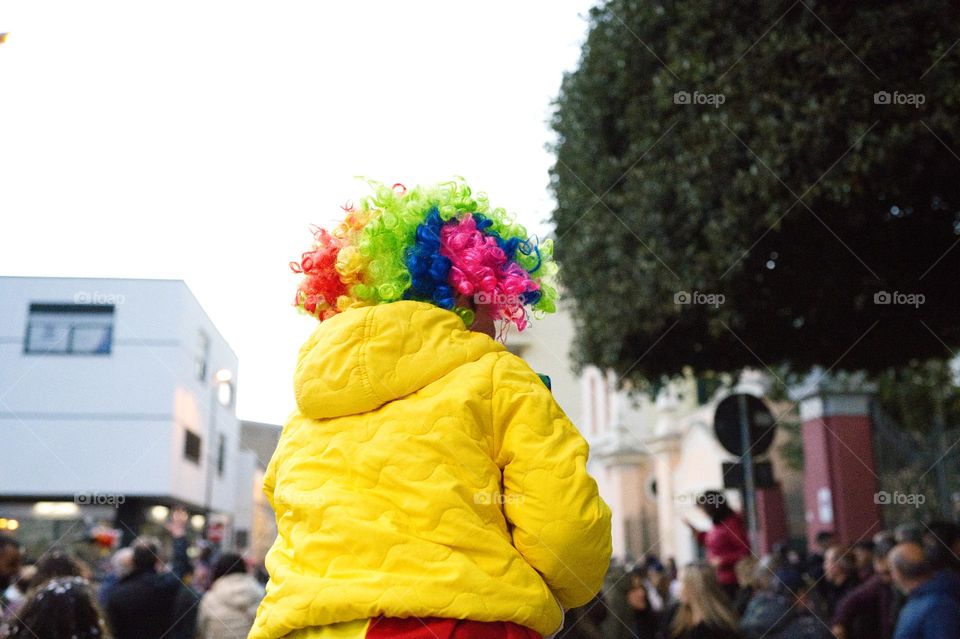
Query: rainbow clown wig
290 179 559 332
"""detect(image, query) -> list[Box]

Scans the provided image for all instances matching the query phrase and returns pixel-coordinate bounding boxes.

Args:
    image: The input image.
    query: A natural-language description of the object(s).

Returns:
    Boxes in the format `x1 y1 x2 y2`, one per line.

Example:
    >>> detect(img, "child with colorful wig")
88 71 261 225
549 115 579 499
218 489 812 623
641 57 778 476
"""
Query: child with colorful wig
250 180 612 639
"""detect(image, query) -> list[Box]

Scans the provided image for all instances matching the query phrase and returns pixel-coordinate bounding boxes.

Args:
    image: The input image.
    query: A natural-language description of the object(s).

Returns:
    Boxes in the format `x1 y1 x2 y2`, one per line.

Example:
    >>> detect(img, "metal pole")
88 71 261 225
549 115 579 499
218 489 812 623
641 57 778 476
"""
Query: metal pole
737 393 758 553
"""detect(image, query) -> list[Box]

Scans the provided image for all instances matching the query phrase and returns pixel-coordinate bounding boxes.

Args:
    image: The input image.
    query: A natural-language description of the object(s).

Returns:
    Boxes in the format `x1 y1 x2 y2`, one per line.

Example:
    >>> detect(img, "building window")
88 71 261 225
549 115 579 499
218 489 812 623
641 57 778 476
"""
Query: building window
217 433 226 476
184 430 202 464
24 303 114 355
196 331 210 381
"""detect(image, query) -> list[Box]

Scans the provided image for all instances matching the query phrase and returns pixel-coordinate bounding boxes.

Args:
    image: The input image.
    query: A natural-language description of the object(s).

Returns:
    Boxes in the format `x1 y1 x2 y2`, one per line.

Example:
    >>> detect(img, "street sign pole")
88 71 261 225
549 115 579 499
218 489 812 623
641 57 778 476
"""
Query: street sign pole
737 392 759 554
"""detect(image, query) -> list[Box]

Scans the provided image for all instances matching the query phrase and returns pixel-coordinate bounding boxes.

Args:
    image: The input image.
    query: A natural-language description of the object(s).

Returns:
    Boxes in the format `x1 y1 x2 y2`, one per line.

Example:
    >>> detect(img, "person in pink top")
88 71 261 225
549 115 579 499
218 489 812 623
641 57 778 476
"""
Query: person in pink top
685 490 751 600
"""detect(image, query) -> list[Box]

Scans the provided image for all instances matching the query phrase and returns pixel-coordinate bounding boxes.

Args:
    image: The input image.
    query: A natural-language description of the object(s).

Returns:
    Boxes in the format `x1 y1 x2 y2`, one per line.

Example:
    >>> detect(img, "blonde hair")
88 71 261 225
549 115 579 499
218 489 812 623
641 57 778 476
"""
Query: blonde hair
734 556 757 587
671 561 739 637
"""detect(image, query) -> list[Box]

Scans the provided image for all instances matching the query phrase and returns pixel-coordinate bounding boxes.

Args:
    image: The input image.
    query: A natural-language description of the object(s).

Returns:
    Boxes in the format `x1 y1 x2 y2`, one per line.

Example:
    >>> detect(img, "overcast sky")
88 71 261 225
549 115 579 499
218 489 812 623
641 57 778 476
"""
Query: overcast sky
0 1 594 424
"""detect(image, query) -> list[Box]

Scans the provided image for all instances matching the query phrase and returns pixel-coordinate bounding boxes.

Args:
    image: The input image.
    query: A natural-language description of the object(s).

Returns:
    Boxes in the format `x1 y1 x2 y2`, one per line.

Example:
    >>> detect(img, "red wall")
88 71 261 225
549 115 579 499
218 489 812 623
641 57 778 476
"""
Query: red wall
802 412 882 548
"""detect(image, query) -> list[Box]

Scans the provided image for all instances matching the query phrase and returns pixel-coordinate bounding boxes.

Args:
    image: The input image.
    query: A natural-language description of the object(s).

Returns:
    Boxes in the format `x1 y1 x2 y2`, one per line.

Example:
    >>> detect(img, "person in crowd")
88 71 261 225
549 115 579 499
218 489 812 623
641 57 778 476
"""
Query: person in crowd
251 182 612 639
669 561 741 639
104 538 183 639
104 508 191 639
732 557 758 616
831 535 897 639
642 556 669 613
816 546 859 617
0 537 21 612
895 524 924 545
0 566 35 623
804 531 834 582
168 563 202 639
599 562 638 639
197 552 264 639
556 593 607 639
626 566 660 639
1 548 90 626
923 521 960 575
740 566 829 639
252 561 269 586
889 541 960 639
30 549 86 589
667 557 679 582
192 541 215 593
0 575 110 639
785 548 804 574
98 547 133 607
852 541 875 581
684 491 750 600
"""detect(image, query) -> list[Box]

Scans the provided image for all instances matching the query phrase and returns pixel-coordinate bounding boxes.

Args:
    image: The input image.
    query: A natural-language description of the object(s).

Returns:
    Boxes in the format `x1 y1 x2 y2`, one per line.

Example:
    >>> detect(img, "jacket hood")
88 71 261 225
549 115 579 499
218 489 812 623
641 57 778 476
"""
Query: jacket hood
294 301 504 419
209 573 264 611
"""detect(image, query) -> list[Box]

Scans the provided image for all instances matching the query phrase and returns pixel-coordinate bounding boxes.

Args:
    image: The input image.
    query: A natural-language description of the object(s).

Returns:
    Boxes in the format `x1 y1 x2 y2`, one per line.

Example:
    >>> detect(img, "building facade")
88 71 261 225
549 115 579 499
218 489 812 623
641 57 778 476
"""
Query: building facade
0 276 248 556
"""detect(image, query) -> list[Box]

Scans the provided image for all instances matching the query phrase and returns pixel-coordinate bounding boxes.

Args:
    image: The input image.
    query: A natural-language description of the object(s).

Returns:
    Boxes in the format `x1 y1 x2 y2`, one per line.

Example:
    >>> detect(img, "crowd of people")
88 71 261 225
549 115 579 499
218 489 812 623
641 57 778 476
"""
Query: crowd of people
0 508 265 639
3 496 960 639
561 493 960 639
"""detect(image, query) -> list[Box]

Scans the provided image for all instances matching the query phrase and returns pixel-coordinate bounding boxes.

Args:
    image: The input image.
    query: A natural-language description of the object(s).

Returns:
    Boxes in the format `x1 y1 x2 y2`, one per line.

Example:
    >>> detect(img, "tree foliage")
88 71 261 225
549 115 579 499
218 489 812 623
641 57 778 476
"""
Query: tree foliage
550 0 960 385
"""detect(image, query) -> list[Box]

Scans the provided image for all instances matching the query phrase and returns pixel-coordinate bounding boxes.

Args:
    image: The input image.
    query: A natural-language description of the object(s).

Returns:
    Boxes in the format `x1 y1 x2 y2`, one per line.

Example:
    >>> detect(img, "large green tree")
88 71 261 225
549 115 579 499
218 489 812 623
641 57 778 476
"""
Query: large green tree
550 0 960 385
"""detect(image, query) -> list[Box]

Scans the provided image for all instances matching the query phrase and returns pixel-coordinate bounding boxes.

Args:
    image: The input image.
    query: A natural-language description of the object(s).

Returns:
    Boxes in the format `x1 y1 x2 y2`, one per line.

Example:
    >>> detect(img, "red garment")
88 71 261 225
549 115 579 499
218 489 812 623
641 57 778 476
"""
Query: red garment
830 573 895 639
695 513 750 585
366 617 541 639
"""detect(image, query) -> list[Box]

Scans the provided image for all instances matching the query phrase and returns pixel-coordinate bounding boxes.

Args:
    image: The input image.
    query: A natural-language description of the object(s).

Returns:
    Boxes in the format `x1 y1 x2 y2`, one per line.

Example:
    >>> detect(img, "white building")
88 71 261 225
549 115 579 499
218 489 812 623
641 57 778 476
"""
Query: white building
0 276 250 556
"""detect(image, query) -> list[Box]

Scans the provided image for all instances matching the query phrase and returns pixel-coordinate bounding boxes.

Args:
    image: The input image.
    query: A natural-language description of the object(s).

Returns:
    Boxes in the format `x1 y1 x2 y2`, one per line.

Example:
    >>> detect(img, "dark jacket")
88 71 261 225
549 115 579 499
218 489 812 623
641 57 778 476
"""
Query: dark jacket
893 570 960 639
817 574 859 617
677 622 742 639
741 592 831 639
105 568 184 639
831 573 896 639
555 593 608 639
168 584 202 639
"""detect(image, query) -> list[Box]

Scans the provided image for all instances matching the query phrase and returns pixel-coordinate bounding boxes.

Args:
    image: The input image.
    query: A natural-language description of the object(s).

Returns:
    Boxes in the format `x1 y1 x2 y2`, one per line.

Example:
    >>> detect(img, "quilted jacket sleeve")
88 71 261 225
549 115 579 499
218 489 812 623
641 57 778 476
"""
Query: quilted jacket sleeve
491 353 613 609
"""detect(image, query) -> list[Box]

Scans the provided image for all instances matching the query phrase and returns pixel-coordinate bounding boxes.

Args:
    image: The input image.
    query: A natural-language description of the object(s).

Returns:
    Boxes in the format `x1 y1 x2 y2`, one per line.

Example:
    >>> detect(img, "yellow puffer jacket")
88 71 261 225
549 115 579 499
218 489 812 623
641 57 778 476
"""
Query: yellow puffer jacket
250 301 612 639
